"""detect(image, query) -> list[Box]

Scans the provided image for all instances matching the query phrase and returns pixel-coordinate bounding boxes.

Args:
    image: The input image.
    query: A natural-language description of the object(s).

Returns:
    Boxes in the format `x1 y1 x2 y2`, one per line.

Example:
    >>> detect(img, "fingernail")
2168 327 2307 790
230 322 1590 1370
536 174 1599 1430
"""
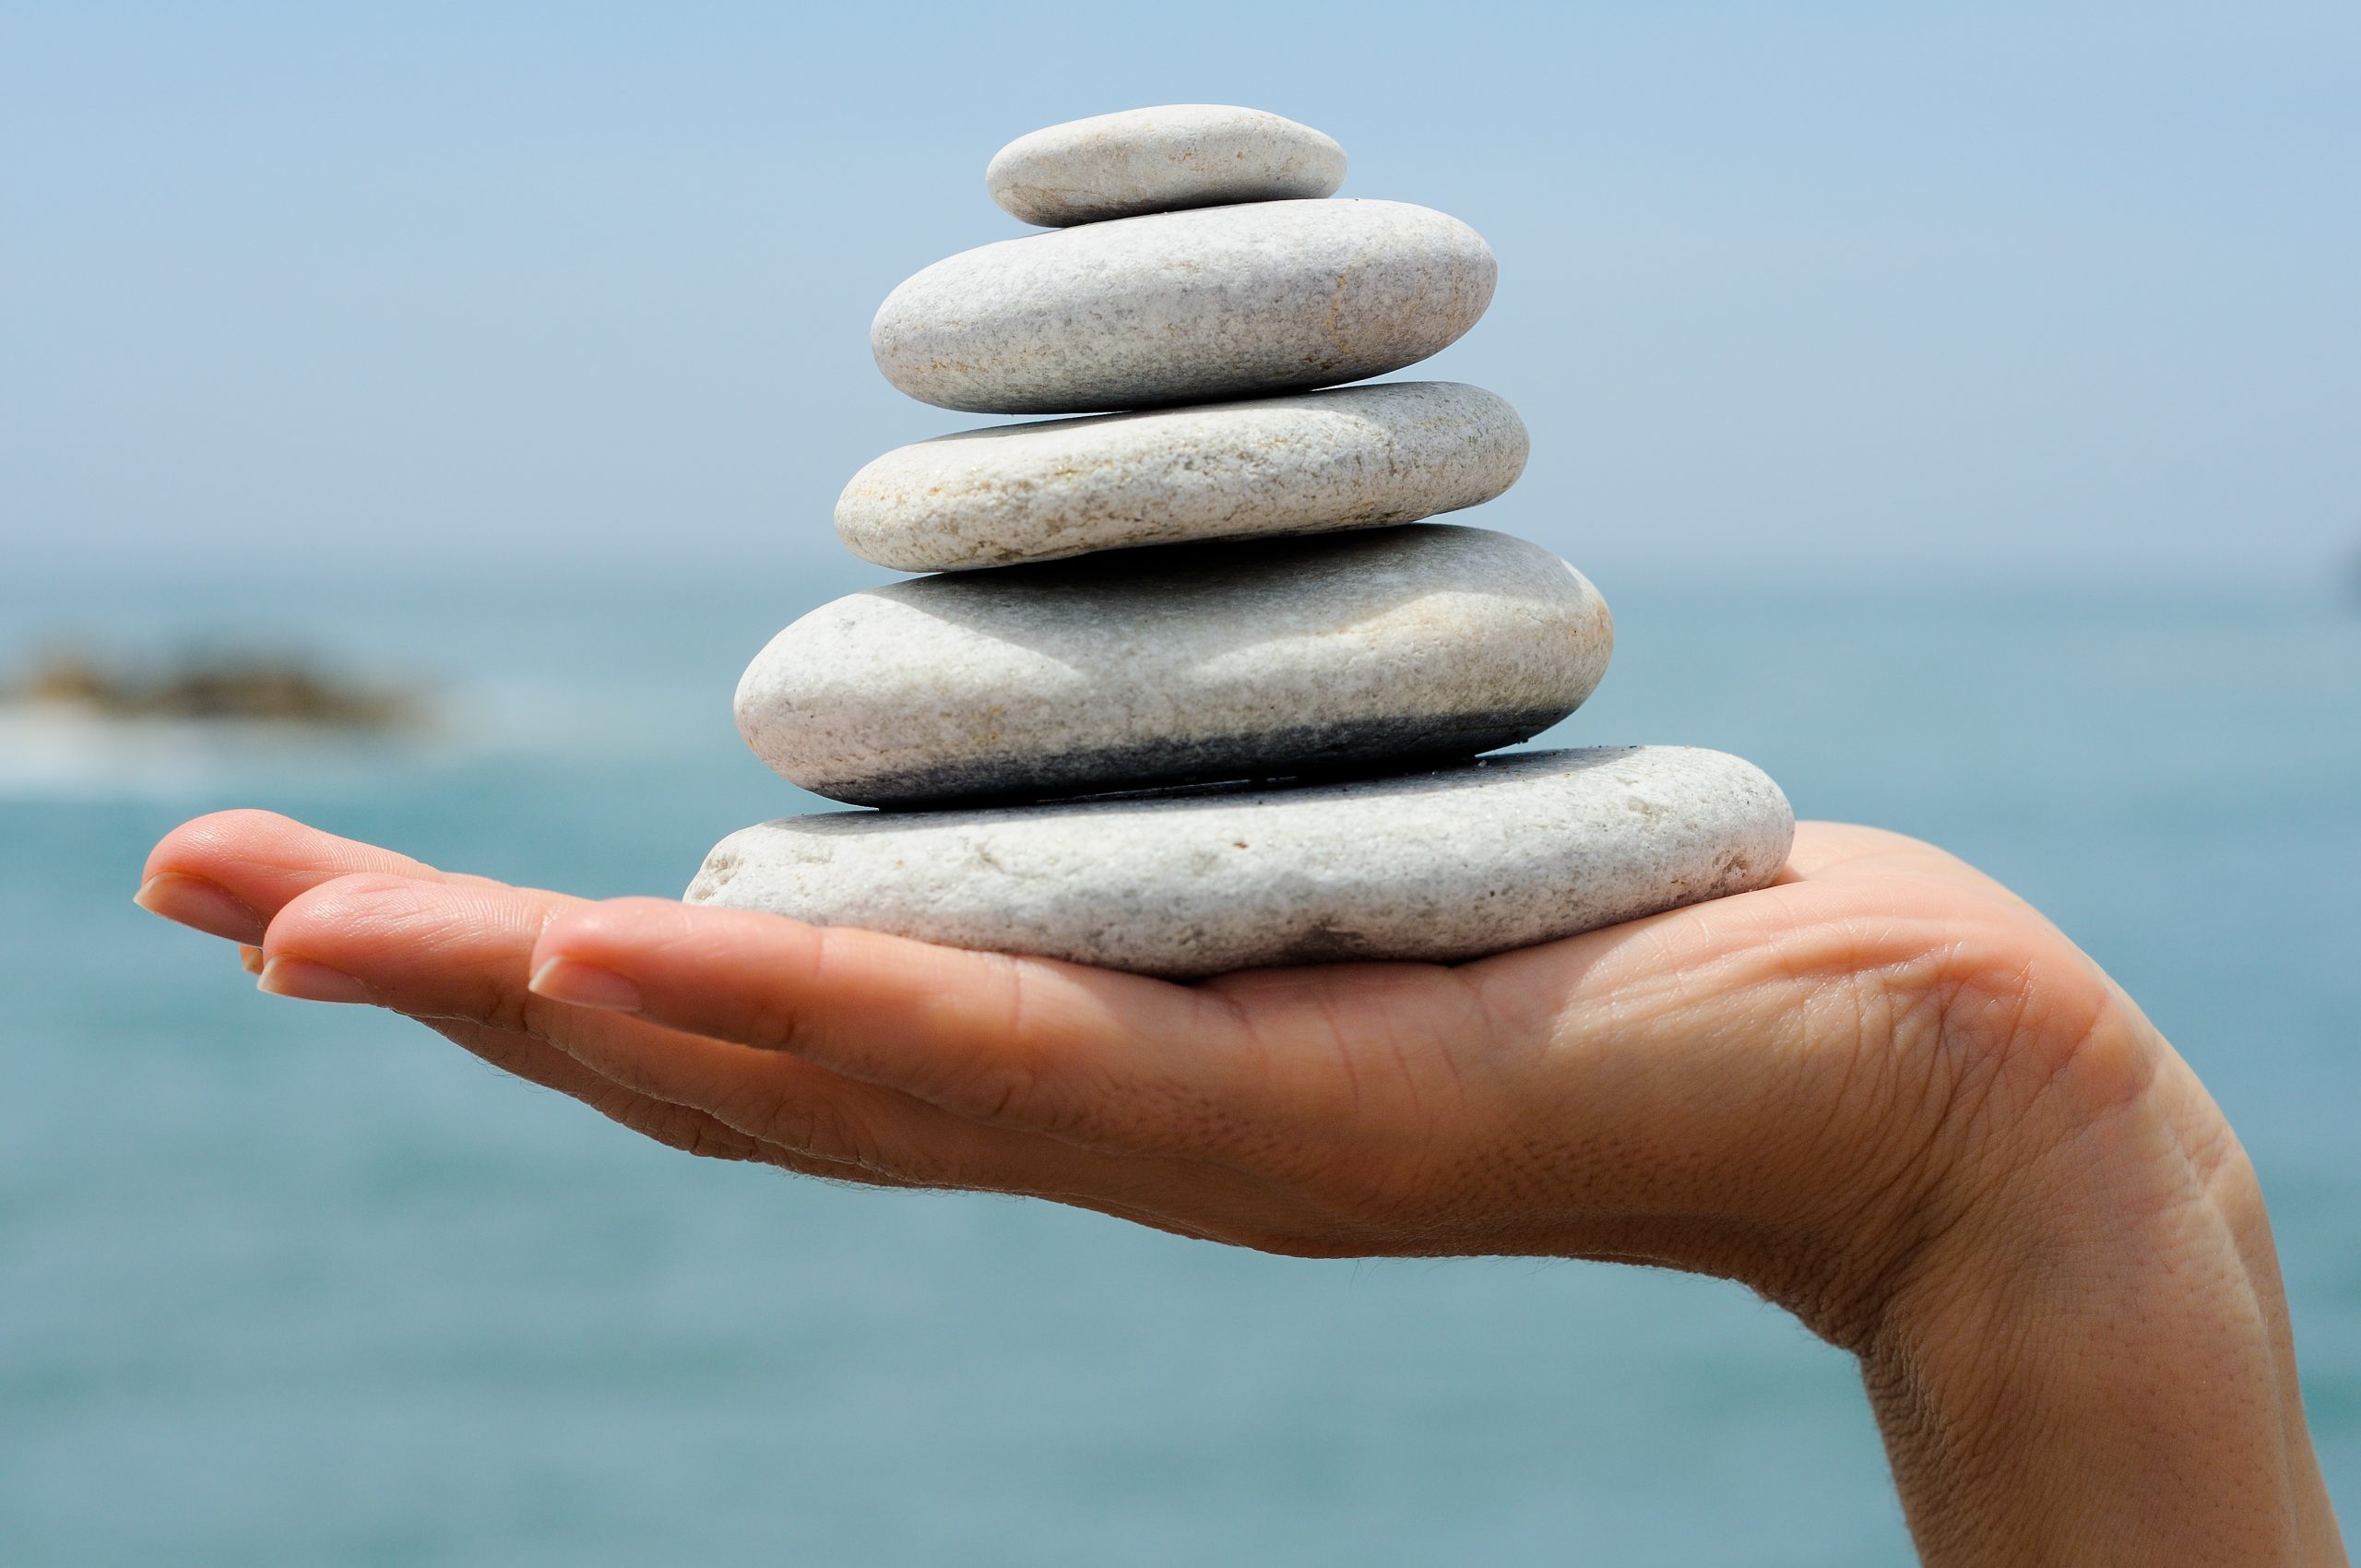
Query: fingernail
528 956 644 1013
134 873 266 944
256 956 374 1004
238 944 265 976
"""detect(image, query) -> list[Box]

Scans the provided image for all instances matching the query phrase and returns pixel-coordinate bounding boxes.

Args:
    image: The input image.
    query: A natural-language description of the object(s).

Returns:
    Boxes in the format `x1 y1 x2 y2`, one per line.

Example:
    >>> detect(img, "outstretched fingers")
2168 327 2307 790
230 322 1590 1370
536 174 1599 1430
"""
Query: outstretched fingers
197 856 852 1176
255 873 1261 1207
526 897 1287 1154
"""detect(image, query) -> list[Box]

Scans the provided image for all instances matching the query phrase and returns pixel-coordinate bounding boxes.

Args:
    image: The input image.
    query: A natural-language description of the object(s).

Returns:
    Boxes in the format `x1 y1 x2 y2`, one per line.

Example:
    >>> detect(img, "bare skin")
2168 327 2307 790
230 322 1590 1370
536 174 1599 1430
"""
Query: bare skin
137 809 2344 1565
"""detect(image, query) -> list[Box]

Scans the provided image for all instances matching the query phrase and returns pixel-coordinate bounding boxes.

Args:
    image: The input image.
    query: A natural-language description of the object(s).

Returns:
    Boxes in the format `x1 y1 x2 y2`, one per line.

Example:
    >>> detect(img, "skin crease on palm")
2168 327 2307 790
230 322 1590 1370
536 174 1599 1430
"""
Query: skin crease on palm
136 808 2346 1565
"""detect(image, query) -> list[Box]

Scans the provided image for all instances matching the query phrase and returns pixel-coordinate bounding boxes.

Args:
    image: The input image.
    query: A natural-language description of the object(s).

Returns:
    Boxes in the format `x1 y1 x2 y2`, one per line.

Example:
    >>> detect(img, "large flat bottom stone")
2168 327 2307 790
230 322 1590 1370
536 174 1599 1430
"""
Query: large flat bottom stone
685 746 1794 978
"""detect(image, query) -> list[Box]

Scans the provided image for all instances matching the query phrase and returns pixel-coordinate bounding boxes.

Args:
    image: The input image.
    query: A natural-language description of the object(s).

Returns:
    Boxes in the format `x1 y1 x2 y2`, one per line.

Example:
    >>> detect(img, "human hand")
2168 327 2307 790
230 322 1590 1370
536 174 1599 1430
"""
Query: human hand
136 809 2344 1565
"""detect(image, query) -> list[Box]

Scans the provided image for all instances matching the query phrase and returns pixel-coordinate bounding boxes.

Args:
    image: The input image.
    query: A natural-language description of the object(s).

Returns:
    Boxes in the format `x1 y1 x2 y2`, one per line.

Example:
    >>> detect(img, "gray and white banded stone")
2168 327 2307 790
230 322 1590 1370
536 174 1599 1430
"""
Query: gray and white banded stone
687 746 1795 977
836 382 1528 572
987 104 1347 227
735 525 1611 807
871 199 1495 414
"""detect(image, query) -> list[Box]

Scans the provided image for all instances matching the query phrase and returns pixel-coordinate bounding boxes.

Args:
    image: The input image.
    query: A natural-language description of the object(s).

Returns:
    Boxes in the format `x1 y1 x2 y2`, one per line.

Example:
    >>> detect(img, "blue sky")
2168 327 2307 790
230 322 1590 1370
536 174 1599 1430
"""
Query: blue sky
5 1 2357 588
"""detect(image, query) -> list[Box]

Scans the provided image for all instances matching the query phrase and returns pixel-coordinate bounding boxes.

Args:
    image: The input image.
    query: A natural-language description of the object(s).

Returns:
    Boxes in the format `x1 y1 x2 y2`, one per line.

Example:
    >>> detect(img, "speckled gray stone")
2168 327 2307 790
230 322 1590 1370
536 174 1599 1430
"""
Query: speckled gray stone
735 525 1611 807
686 746 1795 977
871 199 1496 414
836 382 1528 572
987 104 1347 227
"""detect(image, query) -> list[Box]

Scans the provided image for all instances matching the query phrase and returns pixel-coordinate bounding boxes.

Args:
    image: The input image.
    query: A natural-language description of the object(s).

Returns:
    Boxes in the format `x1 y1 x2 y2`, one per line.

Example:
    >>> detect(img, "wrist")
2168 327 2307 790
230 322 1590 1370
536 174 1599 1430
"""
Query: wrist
1860 993 2343 1564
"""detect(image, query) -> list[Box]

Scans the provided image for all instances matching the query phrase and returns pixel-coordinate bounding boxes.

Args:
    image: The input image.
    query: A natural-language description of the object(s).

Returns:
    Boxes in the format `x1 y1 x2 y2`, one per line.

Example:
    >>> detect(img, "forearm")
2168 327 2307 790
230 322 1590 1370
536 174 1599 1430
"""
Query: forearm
1863 1018 2344 1565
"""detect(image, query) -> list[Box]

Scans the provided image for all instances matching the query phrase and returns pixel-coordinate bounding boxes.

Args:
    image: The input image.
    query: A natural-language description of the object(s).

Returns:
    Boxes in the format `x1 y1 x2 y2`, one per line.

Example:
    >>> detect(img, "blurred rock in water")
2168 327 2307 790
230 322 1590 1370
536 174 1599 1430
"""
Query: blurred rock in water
6 650 426 730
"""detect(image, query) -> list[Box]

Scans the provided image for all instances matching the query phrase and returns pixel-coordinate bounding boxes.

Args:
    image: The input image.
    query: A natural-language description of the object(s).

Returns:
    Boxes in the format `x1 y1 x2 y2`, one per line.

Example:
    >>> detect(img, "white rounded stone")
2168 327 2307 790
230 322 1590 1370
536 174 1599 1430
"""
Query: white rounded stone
686 747 1796 978
836 382 1528 572
871 199 1496 414
986 104 1347 227
735 525 1612 808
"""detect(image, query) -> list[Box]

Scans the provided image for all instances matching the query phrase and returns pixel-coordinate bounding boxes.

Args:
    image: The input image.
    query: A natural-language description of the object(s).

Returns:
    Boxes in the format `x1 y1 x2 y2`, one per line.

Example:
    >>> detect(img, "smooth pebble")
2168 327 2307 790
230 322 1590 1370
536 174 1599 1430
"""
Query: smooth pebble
736 525 1611 807
687 747 1796 977
871 199 1495 414
836 382 1528 572
986 104 1347 227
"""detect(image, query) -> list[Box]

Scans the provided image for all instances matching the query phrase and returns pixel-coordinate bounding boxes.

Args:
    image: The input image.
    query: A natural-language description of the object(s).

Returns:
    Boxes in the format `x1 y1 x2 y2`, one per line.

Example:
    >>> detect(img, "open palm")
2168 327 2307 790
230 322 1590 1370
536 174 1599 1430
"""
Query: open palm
141 808 2114 1325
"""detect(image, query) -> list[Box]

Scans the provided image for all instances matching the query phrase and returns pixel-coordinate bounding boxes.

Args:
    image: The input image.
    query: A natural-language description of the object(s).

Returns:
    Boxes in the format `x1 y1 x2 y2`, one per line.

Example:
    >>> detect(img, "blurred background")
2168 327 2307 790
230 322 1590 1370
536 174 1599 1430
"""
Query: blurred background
4 3 2356 1562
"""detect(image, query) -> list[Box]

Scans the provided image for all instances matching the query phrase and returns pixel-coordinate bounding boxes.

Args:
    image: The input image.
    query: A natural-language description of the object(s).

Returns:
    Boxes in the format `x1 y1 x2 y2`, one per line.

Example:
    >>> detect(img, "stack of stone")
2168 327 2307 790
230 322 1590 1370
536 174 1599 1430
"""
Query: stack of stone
688 105 1793 977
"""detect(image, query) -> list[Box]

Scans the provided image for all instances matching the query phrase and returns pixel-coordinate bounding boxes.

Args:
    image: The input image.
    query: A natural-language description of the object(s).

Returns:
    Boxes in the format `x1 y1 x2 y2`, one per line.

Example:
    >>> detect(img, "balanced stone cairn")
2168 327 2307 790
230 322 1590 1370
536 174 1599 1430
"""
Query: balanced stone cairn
688 105 1795 978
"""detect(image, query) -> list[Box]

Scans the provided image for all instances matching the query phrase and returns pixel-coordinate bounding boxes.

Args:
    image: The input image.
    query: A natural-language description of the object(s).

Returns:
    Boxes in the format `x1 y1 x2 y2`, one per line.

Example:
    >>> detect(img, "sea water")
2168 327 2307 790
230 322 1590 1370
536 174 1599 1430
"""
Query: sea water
3 567 2355 1566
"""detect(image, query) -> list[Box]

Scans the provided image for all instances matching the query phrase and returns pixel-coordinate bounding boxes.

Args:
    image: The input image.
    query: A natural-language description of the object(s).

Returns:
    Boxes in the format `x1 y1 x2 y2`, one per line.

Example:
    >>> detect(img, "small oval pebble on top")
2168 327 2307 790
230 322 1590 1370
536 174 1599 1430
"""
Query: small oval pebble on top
988 104 1347 227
